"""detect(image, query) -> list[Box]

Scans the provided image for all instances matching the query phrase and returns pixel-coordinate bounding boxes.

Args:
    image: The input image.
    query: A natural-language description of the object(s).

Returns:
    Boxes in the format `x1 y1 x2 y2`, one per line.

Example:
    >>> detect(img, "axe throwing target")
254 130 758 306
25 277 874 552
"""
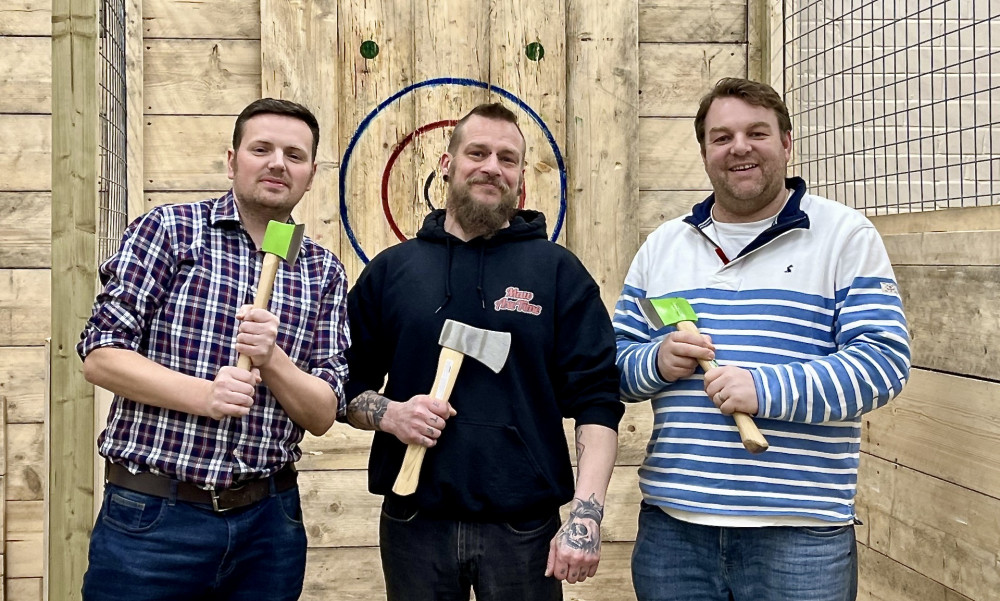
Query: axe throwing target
340 77 567 263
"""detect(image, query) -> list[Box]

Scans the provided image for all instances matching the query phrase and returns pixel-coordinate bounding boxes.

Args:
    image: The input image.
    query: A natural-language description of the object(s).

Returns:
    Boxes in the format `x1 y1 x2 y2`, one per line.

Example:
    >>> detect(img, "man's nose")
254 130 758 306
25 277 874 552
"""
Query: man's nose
268 151 287 170
730 135 752 155
481 153 502 175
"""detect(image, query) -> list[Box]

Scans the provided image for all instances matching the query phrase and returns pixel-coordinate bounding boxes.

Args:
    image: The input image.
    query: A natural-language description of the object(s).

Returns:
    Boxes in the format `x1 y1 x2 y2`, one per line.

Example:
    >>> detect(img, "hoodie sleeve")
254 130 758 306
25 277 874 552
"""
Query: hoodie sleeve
342 256 393 410
752 225 911 422
553 256 624 430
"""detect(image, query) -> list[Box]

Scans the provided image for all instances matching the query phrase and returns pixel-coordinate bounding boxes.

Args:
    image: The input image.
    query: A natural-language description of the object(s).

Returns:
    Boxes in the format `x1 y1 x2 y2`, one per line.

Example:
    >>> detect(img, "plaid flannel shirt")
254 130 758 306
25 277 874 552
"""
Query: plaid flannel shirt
78 191 350 489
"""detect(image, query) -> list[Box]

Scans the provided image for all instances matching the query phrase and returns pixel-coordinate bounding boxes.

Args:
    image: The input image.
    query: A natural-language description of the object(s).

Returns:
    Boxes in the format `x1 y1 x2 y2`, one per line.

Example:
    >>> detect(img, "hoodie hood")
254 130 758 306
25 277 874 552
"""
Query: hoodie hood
416 208 548 244
416 209 549 312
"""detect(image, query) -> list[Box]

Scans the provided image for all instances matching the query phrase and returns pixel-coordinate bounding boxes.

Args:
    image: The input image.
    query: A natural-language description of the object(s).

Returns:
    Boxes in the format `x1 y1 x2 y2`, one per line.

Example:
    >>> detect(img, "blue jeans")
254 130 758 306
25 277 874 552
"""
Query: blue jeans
379 499 563 601
631 502 857 601
82 482 307 601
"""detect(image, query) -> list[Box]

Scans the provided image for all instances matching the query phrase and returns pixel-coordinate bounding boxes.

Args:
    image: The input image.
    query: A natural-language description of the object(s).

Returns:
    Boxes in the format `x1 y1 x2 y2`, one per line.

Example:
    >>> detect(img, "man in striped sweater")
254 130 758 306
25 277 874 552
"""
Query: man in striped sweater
614 78 910 601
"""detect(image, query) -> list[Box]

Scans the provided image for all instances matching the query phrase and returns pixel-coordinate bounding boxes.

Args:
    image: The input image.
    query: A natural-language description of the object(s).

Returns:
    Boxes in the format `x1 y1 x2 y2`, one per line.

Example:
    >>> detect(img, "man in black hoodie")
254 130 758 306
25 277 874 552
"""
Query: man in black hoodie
344 103 624 600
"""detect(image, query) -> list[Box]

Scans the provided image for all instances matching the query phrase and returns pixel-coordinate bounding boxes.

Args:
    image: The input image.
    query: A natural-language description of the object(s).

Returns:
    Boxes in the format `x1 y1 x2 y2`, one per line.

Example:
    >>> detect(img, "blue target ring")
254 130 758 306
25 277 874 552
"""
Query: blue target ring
340 77 567 263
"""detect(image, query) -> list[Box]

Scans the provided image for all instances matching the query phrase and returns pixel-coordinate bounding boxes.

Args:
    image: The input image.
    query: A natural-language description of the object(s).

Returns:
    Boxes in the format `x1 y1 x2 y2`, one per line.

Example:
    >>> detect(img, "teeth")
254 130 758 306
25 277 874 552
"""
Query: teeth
731 164 756 171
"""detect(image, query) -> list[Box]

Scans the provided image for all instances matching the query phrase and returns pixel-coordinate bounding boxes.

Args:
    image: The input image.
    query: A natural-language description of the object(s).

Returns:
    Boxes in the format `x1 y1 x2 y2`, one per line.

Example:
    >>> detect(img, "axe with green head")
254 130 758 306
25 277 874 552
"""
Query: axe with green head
637 296 769 454
236 220 305 371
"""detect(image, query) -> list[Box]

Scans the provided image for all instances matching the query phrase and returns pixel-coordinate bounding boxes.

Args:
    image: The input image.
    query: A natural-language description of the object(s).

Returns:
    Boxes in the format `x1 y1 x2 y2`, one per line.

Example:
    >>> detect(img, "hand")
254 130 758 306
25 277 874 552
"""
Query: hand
202 366 260 419
235 305 279 368
656 331 715 382
545 502 603 584
704 365 759 415
381 394 456 447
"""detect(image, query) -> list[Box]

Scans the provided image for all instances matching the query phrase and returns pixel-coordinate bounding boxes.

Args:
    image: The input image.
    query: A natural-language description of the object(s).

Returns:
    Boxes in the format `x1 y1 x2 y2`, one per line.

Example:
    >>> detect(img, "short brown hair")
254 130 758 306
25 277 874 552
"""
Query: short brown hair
694 78 792 151
233 98 320 160
448 103 525 156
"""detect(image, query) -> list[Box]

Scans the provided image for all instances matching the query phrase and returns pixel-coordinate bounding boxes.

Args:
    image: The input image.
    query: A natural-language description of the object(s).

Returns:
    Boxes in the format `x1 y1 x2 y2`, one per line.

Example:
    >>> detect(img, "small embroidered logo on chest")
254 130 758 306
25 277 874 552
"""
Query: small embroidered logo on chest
494 286 543 316
785 264 793 273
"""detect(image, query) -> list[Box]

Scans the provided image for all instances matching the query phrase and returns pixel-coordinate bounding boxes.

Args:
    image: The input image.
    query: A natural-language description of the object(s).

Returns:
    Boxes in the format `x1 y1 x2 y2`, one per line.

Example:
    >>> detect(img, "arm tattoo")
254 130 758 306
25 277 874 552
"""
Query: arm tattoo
557 494 604 554
346 390 390 431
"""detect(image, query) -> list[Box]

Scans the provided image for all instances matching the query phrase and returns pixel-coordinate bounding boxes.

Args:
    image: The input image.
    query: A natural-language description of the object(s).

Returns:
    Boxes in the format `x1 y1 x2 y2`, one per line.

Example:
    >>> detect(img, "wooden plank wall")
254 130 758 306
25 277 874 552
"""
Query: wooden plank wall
852 211 1000 601
1 1 52 598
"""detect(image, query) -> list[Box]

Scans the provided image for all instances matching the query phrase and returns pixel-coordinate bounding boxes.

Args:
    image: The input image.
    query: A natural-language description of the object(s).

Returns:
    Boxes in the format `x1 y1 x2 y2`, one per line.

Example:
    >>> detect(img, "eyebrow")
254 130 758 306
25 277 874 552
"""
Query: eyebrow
709 121 774 134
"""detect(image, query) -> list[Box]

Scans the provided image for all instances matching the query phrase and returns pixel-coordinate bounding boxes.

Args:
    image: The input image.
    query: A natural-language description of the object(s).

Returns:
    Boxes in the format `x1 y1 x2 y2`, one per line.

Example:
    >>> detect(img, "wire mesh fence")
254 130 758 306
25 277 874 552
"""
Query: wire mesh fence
783 0 999 215
98 0 129 261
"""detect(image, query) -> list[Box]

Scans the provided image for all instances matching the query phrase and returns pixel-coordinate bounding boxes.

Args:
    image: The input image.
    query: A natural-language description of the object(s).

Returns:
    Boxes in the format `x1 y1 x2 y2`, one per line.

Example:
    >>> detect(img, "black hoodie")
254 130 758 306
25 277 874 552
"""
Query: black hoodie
345 209 623 521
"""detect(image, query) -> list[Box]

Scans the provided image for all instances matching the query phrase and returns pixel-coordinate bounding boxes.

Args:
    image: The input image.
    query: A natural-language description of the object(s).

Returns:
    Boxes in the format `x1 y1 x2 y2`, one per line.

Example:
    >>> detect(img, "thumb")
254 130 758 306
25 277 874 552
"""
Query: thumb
544 537 557 577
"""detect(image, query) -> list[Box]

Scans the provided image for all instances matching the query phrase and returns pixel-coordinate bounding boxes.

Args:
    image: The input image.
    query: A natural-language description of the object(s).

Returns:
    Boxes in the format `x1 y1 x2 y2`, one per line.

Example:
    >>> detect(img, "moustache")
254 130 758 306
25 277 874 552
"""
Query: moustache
465 175 510 193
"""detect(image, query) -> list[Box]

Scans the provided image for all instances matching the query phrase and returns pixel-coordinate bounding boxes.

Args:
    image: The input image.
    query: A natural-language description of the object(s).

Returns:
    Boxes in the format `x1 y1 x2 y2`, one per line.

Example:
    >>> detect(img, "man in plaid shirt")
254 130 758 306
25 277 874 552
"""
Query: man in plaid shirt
77 99 349 600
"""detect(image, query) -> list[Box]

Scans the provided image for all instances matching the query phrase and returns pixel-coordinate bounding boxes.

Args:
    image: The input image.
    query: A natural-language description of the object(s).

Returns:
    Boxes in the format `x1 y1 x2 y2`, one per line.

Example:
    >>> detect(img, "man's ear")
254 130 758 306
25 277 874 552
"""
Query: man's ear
226 148 236 181
439 153 452 182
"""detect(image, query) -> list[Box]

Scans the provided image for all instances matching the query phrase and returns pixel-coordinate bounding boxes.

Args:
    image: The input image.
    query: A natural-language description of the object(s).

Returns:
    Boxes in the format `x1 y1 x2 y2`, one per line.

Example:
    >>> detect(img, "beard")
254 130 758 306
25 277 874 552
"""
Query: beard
446 175 519 239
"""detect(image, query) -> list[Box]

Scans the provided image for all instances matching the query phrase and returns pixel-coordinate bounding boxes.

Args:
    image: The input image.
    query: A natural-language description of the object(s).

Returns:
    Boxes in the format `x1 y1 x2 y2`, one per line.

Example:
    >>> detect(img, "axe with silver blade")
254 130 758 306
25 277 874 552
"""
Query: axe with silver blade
236 220 305 371
393 319 512 496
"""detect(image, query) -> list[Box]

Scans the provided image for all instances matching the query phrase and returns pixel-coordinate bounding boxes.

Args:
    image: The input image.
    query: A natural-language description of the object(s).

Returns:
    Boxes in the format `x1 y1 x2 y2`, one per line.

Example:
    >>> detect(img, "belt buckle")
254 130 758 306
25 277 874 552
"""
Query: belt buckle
209 483 245 514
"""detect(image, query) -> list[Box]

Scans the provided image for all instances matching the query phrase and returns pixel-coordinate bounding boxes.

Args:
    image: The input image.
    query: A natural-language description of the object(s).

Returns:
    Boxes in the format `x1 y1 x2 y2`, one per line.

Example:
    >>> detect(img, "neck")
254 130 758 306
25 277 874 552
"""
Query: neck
713 187 789 224
234 196 289 248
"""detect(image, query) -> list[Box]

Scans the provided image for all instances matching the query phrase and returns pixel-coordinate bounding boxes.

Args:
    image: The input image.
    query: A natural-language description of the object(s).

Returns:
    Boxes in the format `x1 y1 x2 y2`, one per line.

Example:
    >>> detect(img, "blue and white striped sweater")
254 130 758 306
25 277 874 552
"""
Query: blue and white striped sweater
614 182 910 522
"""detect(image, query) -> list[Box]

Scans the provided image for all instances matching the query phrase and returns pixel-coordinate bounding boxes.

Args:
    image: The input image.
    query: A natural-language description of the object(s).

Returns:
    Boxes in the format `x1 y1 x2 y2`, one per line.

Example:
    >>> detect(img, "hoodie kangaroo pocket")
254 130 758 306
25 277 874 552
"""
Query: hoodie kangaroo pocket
439 420 559 514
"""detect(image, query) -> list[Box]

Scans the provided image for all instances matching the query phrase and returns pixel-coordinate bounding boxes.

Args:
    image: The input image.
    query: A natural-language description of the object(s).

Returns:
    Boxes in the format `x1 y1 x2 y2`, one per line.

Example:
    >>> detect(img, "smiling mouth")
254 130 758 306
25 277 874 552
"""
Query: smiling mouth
730 163 758 172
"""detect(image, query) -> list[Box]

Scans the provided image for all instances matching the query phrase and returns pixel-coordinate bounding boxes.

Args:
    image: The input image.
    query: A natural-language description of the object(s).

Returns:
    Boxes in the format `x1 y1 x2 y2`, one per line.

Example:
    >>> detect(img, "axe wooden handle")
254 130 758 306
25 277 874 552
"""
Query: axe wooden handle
236 253 282 371
675 320 769 454
393 347 465 496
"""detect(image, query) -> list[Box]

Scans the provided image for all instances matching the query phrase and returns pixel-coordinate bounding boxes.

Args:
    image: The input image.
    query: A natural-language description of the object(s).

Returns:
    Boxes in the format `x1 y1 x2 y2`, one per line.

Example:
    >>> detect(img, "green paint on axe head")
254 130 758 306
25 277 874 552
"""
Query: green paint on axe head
261 221 305 265
637 296 699 329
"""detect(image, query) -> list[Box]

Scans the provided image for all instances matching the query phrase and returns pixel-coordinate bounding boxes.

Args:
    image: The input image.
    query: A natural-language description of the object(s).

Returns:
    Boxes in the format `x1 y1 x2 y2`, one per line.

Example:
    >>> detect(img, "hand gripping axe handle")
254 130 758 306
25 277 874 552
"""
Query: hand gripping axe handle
393 320 512 496
236 220 305 371
637 297 769 454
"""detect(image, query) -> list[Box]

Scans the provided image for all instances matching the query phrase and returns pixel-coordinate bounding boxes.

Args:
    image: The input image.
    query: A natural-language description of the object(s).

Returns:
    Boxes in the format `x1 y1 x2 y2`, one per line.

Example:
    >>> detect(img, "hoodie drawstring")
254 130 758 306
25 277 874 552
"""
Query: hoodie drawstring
434 238 454 313
476 246 486 310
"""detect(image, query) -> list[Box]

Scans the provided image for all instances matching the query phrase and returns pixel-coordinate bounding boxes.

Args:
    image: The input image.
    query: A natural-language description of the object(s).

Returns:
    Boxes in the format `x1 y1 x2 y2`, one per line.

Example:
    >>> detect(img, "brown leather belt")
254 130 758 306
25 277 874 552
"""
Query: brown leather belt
105 461 297 513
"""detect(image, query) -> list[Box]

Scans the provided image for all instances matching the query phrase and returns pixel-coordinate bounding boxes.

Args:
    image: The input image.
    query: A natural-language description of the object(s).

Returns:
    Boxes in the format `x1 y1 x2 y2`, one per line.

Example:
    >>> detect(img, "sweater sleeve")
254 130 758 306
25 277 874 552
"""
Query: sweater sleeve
613 241 673 402
752 225 911 422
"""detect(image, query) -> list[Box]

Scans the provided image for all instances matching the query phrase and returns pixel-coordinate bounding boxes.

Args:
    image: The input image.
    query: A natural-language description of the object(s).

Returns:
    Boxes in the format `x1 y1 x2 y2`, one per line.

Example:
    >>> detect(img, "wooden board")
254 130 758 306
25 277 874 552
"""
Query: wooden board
297 425 374 471
639 0 745 43
566 0 639 309
337 0 418 282
893 264 1000 380
0 270 50 347
299 469 382 547
639 43 746 116
261 0 341 253
0 193 51 269
491 0 567 246
142 0 260 39
0 1 51 36
638 189 708 236
638 118 709 190
855 454 1000 601
144 115 233 191
125 0 144 220
0 37 51 114
6 423 45 501
862 369 1000 501
5 578 43 601
0 347 46 424
883 230 1000 266
0 115 50 192
143 39 260 115
857 544 973 601
871 205 1000 236
6 501 44 580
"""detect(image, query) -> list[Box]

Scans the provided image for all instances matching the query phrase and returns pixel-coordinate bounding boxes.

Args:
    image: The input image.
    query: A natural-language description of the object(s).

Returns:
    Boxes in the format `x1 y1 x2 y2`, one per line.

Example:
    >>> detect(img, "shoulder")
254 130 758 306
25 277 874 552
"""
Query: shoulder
801 193 877 232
